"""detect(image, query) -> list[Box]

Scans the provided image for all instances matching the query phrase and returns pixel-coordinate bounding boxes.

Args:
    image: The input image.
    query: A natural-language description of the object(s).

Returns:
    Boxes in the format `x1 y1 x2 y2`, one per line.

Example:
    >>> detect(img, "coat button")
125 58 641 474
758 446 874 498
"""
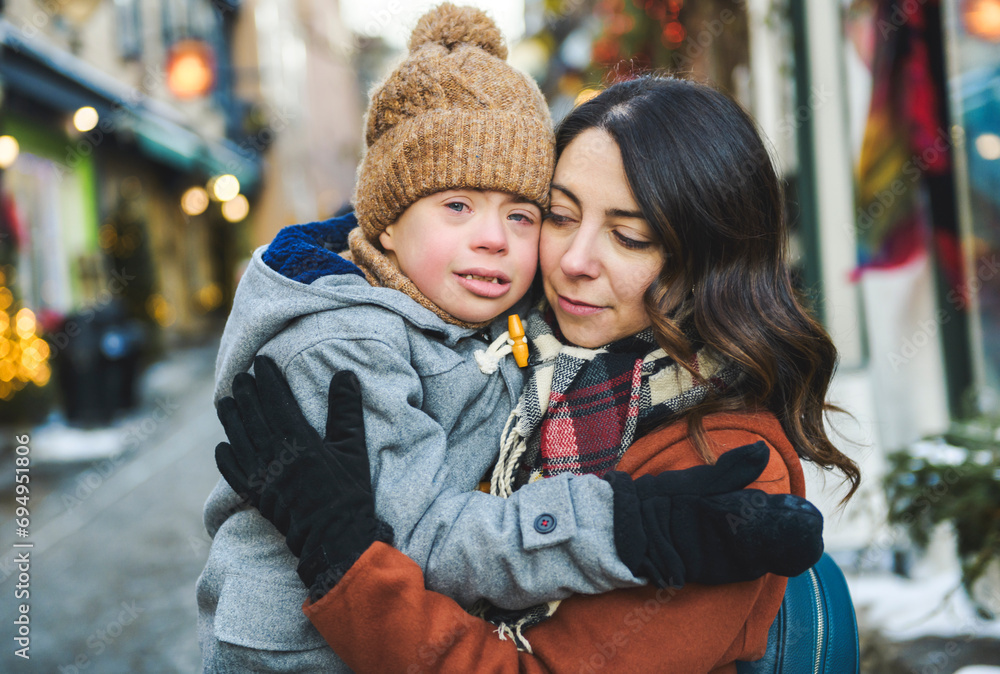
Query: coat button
534 513 556 534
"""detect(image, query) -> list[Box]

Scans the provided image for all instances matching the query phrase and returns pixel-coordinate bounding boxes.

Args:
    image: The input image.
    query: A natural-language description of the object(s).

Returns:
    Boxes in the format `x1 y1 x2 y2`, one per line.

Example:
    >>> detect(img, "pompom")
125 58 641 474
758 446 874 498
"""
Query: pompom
408 3 507 59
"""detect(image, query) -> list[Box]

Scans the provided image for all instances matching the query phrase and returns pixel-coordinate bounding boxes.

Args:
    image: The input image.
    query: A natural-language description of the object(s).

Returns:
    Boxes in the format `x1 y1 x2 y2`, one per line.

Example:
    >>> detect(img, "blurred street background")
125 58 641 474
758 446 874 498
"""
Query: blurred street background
0 0 998 671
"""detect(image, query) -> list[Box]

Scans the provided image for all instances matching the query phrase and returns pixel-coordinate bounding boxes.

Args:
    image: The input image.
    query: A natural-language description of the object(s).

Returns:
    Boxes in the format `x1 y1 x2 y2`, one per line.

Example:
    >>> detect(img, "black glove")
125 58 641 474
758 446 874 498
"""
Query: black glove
214 355 392 599
604 441 823 588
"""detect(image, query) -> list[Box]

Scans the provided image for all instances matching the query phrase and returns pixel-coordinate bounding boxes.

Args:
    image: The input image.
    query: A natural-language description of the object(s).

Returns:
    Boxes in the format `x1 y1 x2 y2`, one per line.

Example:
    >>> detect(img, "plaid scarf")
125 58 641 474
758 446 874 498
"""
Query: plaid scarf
473 304 743 651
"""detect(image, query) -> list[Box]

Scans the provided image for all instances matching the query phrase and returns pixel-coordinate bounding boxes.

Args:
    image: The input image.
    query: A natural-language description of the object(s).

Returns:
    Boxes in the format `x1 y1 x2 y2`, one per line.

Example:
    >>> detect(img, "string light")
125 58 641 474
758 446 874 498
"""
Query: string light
0 295 50 400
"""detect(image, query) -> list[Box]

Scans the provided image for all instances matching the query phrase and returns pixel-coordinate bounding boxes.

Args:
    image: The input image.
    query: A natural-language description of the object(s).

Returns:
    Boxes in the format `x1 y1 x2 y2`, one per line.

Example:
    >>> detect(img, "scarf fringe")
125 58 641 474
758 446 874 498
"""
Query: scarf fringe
473 305 744 650
491 409 526 497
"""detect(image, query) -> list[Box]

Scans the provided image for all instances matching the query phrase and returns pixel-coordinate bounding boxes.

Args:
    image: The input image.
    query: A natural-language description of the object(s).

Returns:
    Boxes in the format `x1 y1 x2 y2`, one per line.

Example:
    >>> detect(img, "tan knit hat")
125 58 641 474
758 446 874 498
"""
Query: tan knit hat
352 3 555 242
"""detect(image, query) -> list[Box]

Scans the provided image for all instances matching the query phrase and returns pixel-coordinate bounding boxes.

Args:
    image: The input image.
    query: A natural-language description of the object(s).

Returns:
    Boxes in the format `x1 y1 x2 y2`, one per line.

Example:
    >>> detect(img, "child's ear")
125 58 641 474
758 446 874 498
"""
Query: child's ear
378 226 396 252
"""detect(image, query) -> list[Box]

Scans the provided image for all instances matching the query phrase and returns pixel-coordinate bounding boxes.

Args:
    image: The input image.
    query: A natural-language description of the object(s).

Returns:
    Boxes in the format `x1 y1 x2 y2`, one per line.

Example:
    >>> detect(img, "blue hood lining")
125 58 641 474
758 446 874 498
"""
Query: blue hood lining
262 213 365 284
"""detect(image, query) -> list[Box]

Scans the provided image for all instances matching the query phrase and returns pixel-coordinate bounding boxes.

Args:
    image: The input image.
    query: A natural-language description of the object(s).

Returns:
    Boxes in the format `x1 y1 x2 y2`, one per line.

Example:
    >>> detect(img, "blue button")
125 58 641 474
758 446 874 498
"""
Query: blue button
534 513 556 534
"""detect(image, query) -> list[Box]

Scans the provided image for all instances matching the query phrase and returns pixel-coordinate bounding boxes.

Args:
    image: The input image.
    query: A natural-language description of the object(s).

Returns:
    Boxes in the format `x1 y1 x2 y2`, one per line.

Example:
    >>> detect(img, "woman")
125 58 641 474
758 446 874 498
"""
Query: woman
220 75 860 671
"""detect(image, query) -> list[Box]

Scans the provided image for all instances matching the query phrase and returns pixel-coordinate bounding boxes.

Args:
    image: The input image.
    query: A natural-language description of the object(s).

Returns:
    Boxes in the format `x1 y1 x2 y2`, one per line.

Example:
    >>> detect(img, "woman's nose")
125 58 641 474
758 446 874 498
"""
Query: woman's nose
559 226 600 278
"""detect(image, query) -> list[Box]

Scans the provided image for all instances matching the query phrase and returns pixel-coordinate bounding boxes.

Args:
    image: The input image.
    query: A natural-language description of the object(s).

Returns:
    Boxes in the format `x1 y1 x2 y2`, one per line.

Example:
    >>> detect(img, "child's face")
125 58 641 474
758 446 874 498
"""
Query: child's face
379 190 541 323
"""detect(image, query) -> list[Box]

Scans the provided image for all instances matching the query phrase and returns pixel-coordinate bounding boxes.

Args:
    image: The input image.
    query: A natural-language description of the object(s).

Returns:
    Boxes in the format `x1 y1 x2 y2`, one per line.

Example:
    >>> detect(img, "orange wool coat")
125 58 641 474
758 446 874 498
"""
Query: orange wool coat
303 412 805 673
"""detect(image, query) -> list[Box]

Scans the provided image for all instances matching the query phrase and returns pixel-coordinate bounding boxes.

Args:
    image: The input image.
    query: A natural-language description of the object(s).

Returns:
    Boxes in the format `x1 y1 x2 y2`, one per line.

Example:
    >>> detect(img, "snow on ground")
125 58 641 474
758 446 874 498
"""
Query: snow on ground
847 569 1000 642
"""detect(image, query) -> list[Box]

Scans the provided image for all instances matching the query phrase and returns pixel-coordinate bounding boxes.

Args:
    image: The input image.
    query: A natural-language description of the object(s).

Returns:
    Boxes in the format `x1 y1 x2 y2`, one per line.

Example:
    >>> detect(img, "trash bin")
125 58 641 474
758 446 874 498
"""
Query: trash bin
50 299 145 426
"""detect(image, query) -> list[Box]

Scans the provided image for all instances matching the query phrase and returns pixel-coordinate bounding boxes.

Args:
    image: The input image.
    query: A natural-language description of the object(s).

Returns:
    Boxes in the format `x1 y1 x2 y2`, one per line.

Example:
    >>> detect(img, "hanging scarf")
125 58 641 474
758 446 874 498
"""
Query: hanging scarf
473 303 744 651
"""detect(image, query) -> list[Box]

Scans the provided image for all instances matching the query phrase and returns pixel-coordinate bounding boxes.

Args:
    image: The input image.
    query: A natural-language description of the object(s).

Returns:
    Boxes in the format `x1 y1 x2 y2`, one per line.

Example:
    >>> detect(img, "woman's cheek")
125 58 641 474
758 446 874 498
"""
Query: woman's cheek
538 234 563 277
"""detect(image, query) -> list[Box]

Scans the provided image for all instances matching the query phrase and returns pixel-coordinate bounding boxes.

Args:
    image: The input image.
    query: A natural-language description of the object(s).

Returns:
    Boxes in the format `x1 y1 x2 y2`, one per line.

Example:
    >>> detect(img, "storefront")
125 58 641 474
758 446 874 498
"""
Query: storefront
0 17 260 417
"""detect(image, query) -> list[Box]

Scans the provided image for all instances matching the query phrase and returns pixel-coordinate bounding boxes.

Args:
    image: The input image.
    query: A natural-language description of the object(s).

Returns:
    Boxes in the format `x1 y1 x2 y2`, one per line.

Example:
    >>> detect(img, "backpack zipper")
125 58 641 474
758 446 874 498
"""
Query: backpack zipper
808 566 824 674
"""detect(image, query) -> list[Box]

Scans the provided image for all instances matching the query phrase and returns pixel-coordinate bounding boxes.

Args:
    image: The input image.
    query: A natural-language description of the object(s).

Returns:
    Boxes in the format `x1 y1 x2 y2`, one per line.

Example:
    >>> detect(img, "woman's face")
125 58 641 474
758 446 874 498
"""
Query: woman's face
540 129 665 348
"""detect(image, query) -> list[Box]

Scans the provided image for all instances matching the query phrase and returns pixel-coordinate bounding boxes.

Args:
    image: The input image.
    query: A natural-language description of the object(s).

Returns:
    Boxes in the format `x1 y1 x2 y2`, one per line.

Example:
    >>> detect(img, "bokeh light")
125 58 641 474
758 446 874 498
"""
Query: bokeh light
210 174 240 202
221 194 249 222
73 106 99 132
181 186 210 215
0 135 20 169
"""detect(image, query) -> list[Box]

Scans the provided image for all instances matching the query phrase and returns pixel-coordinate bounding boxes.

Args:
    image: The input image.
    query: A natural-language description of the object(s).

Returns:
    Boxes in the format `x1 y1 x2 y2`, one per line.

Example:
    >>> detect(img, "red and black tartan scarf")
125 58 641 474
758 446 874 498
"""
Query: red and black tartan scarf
476 305 743 651
490 305 743 497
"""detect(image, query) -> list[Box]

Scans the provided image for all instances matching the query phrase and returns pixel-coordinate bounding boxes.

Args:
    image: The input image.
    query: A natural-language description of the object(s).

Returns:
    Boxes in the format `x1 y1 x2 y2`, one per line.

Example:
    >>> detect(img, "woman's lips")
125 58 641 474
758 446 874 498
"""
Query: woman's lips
557 295 605 316
454 273 511 299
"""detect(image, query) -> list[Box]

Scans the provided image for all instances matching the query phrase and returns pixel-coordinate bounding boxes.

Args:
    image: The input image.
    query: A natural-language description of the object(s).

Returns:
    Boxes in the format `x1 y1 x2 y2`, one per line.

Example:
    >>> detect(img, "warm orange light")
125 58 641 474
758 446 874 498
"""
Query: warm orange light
0 135 19 169
181 186 210 215
662 22 686 46
166 39 216 99
965 0 1000 41
221 194 249 222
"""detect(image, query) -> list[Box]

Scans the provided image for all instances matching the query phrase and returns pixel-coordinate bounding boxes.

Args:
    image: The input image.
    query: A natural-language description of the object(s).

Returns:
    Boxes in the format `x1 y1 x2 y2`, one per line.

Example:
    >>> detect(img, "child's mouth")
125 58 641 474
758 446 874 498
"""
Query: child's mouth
454 271 511 299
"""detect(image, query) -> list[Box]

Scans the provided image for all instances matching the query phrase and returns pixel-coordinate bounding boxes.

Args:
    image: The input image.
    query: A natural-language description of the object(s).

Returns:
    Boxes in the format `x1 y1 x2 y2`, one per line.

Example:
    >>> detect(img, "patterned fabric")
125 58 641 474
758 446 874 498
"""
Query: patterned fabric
855 0 958 284
475 302 743 651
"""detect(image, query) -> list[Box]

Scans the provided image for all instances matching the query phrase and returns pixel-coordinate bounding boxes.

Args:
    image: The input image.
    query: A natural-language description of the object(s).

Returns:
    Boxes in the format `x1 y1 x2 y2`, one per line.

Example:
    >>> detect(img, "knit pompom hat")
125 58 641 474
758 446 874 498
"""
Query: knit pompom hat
352 3 555 242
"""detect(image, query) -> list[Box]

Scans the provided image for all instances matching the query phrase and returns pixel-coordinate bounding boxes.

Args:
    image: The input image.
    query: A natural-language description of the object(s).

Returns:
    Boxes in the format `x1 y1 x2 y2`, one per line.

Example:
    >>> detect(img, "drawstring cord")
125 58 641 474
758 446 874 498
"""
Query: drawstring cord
474 314 529 374
474 331 514 375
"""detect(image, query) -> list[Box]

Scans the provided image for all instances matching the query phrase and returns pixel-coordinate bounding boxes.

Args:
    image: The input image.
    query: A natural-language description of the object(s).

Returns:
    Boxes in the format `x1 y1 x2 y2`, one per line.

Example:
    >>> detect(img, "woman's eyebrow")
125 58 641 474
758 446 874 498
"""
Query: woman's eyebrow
550 183 580 208
553 183 644 220
606 207 644 220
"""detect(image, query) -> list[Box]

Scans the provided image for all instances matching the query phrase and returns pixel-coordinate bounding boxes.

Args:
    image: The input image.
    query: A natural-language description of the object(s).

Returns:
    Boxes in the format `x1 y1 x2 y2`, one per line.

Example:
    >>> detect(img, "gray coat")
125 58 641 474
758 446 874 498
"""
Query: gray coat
197 228 641 672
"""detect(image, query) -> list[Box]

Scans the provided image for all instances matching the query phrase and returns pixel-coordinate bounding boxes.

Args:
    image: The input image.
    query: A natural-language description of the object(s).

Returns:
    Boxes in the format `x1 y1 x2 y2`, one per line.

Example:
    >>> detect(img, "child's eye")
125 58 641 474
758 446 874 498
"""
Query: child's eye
446 202 469 213
614 231 652 250
508 212 537 225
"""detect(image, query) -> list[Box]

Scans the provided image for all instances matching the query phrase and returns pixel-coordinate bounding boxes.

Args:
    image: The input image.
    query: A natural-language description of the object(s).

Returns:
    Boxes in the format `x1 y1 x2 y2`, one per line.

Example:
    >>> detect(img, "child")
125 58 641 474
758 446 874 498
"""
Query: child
198 5 819 672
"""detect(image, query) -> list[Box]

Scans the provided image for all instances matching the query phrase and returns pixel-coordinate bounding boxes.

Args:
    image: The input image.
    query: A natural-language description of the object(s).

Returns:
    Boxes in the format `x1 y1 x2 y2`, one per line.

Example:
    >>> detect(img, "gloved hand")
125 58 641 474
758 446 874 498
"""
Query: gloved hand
604 441 823 588
214 355 392 600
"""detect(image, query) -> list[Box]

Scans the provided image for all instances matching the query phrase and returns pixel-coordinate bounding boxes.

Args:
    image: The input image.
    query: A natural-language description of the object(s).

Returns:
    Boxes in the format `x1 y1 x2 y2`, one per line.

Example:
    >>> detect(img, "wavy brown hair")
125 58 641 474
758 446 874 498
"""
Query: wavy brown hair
556 75 860 501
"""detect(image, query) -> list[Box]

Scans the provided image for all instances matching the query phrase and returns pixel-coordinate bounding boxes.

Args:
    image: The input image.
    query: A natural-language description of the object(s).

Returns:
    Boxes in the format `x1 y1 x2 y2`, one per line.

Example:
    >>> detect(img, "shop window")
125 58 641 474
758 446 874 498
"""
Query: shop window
114 0 143 62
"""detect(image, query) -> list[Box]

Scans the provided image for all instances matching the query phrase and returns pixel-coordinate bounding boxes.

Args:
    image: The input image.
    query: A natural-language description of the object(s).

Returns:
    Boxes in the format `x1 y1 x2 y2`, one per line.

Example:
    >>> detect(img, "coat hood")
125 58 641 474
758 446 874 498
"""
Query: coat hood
214 213 483 401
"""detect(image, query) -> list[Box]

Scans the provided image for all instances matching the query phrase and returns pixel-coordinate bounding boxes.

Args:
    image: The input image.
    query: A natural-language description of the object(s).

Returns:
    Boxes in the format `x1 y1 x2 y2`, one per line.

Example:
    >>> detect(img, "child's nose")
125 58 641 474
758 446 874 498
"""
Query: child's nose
471 212 508 253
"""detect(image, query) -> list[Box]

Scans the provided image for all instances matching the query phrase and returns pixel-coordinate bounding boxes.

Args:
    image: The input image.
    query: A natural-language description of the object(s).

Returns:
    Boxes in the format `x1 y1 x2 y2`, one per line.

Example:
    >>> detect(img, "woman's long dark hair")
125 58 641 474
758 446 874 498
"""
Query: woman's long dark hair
556 75 860 501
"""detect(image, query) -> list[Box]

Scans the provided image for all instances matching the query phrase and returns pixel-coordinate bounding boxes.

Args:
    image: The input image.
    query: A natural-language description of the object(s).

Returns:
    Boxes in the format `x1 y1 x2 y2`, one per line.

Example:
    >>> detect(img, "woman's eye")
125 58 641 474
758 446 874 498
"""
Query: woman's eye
544 212 573 225
614 231 652 250
446 202 468 213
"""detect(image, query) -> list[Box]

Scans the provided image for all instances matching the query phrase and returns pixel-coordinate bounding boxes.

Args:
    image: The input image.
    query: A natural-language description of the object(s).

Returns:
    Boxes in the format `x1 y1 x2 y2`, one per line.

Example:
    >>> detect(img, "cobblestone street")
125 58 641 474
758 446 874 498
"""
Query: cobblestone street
0 344 221 673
